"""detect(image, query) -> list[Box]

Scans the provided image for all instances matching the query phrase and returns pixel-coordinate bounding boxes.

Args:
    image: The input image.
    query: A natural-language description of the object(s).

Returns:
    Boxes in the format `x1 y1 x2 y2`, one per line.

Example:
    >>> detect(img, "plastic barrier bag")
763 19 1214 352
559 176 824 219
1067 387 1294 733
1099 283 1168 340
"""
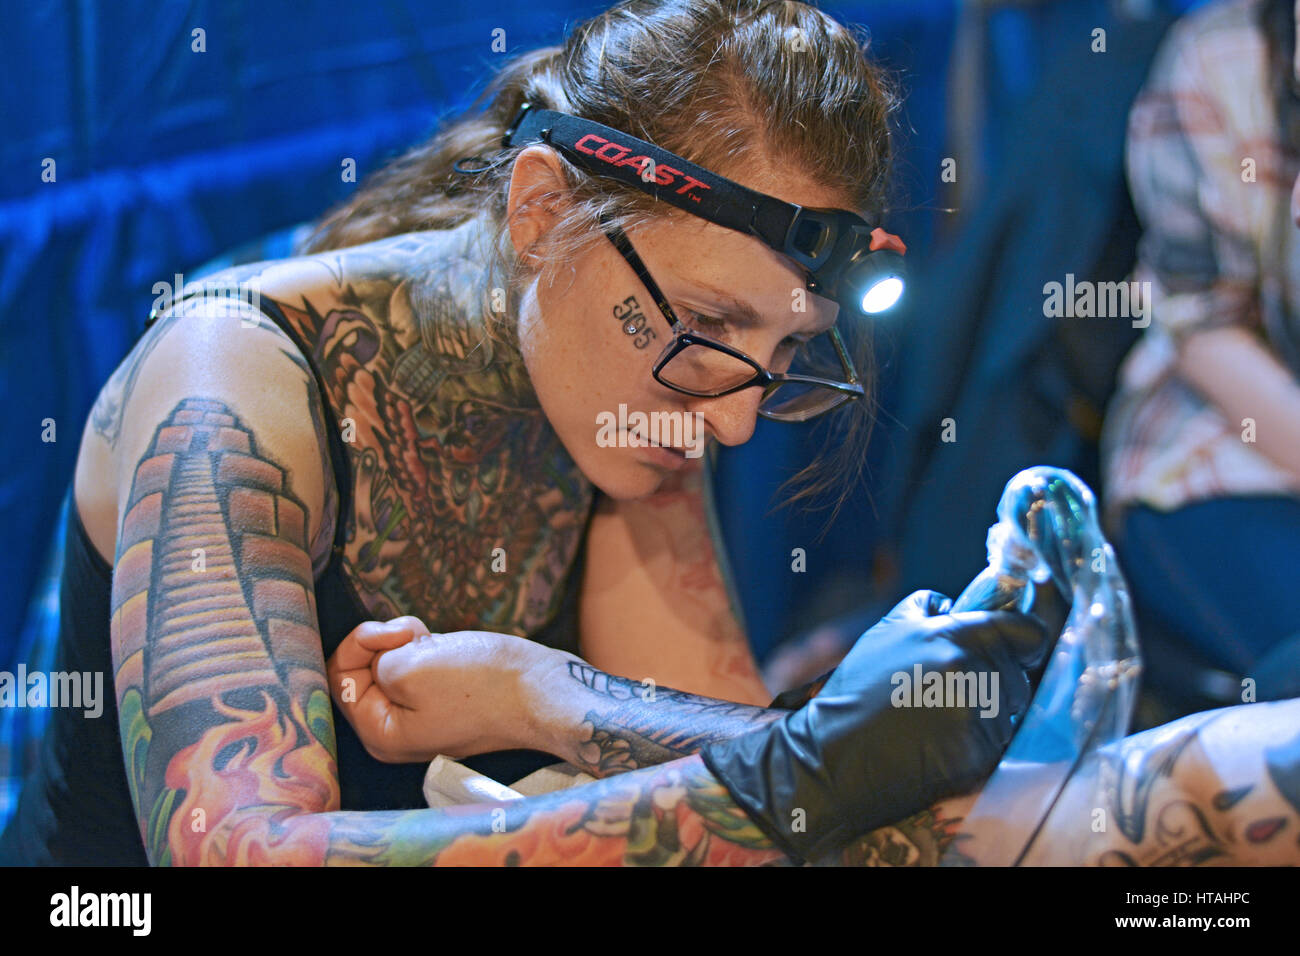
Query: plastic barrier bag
939 466 1142 865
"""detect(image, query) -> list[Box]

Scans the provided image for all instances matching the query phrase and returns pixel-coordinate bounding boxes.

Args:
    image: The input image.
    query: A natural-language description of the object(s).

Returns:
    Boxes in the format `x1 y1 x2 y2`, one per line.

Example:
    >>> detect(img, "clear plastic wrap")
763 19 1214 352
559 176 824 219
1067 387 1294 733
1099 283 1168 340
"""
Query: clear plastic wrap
938 466 1142 865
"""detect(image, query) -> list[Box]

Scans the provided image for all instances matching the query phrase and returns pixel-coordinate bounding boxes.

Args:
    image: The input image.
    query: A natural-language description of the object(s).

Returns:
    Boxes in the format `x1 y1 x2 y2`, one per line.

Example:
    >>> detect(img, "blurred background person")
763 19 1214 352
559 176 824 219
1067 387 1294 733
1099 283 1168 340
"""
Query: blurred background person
1100 0 1300 718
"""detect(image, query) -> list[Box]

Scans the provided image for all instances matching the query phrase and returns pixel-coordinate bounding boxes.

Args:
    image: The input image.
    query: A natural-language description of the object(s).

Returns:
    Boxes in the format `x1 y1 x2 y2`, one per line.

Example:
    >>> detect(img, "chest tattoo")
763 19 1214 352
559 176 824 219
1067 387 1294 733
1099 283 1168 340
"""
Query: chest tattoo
275 227 593 635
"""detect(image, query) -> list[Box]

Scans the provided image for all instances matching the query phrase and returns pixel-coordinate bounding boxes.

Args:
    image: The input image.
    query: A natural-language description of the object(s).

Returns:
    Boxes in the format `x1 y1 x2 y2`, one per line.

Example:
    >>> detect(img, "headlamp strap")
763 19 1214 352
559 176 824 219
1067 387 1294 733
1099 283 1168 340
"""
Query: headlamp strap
502 104 796 249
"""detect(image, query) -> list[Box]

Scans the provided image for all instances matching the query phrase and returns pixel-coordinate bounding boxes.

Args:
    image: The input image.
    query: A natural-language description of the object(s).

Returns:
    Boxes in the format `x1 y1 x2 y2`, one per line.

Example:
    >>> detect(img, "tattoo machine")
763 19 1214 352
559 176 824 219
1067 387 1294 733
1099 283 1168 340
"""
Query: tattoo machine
937 466 1142 866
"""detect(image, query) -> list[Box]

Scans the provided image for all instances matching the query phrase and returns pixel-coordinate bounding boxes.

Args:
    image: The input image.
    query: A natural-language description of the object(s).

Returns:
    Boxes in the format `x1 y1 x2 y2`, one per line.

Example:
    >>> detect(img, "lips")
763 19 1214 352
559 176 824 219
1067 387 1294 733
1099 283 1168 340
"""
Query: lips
630 431 686 455
626 426 696 457
624 432 699 472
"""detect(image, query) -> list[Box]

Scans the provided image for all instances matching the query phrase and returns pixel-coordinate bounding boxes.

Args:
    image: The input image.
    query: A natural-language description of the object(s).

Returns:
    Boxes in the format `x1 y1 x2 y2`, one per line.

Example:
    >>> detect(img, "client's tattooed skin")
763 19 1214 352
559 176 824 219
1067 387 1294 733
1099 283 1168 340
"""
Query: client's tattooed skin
832 700 1300 867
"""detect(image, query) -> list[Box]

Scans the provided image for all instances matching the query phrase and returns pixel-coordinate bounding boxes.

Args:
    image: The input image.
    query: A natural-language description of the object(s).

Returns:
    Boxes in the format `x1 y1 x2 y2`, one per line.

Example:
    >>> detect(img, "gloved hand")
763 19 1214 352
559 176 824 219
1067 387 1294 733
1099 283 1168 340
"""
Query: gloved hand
700 590 1050 864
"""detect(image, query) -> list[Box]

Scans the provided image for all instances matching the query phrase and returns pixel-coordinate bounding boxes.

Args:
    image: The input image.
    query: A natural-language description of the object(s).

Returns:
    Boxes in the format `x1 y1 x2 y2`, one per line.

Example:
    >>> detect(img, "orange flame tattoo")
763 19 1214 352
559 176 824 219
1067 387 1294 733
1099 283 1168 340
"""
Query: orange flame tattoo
164 691 338 865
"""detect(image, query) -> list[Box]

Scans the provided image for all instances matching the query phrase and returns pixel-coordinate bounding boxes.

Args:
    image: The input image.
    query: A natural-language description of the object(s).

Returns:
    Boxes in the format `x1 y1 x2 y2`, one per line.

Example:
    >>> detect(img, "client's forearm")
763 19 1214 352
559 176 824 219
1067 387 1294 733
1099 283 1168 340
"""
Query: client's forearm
1177 325 1300 483
833 698 1300 866
527 659 784 777
324 754 787 866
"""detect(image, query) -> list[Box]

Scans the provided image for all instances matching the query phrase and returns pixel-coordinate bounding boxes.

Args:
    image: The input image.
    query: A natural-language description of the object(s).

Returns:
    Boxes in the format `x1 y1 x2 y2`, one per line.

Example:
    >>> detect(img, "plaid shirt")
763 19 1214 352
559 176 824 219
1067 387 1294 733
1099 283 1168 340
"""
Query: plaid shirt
1100 0 1300 530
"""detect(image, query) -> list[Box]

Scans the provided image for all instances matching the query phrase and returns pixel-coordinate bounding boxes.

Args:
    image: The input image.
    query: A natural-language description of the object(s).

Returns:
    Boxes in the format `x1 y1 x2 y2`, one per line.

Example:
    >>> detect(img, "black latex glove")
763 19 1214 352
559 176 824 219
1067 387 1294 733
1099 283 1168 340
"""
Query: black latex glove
768 581 1068 710
701 590 1050 864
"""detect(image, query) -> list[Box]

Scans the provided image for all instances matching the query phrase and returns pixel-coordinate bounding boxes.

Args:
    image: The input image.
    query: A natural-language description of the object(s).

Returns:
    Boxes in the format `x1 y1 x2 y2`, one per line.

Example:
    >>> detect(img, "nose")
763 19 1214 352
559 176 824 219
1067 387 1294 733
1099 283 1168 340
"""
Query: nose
690 386 763 448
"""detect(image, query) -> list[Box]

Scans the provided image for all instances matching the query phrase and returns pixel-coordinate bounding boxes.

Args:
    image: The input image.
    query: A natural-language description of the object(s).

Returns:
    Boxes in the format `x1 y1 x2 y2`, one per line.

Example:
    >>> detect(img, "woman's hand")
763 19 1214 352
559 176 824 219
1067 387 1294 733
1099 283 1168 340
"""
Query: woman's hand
699 590 1051 864
326 618 565 763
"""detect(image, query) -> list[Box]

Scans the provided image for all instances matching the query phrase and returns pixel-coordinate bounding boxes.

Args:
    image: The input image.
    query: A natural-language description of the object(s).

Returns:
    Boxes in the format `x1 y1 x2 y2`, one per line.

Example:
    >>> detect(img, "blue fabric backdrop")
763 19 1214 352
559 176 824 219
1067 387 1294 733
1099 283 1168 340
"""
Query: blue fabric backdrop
1 0 1209 670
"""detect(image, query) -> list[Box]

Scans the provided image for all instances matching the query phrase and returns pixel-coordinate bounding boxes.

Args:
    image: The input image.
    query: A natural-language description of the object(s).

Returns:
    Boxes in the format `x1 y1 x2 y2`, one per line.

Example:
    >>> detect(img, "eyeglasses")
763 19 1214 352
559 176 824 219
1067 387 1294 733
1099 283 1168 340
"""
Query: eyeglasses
603 224 866 422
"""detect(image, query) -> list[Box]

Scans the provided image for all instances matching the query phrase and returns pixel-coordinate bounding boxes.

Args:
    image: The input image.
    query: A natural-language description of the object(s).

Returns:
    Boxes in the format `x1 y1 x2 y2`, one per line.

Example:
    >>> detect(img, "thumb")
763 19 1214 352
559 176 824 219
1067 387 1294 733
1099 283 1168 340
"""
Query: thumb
354 617 428 652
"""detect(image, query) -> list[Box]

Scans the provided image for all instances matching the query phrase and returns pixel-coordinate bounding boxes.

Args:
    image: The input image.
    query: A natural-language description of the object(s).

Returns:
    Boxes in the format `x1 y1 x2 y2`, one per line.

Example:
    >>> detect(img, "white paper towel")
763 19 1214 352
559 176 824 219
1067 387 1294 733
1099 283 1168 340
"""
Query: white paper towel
423 755 597 808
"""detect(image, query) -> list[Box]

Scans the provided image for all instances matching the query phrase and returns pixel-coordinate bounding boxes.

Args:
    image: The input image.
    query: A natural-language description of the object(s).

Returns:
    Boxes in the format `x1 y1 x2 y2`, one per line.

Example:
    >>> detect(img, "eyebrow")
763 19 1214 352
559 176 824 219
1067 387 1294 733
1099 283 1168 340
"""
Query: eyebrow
683 281 763 326
685 279 835 335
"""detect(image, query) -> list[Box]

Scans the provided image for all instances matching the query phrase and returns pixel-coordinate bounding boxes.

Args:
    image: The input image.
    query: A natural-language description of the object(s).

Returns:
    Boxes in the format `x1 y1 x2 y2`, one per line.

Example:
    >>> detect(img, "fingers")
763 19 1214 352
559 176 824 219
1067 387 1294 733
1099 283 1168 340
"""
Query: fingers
372 644 417 707
935 610 1049 723
329 629 378 673
945 609 1050 671
989 610 1051 672
888 589 953 621
327 637 415 764
390 615 432 635
927 592 955 616
344 680 411 763
327 618 427 708
329 619 426 673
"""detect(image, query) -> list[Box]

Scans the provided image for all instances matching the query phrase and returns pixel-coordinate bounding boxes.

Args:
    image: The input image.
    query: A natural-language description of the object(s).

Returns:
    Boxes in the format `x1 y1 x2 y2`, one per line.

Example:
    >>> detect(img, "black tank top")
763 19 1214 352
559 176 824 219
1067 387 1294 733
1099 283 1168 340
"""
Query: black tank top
0 294 587 865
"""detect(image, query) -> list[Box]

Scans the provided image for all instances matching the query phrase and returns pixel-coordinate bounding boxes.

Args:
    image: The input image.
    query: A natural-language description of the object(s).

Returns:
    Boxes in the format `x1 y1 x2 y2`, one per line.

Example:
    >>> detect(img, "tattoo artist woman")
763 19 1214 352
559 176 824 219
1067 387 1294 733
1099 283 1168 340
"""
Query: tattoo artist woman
0 0 1049 866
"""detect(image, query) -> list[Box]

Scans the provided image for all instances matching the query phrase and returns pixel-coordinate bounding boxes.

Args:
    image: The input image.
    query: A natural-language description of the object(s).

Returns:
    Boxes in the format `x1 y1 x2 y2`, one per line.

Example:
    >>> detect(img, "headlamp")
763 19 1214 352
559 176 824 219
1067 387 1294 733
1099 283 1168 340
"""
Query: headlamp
492 103 907 318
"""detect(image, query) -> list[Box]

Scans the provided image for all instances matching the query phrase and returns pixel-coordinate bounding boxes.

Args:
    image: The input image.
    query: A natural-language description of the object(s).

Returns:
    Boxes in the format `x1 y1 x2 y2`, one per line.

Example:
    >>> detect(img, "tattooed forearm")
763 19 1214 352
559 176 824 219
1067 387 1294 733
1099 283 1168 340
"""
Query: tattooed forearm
562 661 783 776
320 755 787 867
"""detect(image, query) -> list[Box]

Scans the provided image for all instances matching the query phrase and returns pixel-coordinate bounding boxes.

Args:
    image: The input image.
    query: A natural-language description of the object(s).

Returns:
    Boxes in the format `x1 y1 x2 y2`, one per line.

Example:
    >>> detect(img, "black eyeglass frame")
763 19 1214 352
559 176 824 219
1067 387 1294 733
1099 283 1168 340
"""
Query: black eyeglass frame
604 223 865 423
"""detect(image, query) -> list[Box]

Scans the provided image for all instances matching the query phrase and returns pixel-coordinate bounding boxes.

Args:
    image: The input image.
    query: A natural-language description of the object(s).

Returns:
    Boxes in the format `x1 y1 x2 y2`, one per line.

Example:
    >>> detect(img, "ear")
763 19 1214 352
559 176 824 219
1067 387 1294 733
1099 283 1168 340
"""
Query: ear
506 145 570 267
